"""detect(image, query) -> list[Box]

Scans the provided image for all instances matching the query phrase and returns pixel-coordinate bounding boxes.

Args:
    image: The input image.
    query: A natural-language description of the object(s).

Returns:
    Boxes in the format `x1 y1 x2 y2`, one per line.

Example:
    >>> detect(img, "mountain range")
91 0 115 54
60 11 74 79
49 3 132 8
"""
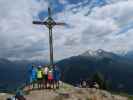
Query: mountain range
0 49 133 94
56 49 133 94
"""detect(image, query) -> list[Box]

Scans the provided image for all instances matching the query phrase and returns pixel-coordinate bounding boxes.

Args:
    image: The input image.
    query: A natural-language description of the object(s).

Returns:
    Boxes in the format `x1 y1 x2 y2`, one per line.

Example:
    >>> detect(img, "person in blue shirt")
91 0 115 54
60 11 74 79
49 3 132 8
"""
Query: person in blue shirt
53 65 61 89
29 64 37 90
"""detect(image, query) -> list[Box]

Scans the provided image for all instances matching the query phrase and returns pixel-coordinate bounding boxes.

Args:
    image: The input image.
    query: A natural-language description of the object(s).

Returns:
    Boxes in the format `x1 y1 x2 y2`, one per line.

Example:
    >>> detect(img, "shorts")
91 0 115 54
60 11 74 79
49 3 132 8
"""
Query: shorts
48 77 53 81
37 78 42 83
44 75 48 81
53 74 60 81
30 77 36 83
54 77 60 81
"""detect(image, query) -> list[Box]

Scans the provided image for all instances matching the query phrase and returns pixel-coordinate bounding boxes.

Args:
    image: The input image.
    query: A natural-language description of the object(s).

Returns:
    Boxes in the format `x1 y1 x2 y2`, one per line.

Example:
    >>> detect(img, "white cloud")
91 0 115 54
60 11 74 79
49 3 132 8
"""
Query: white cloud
53 0 133 58
90 1 133 27
0 0 49 60
1 0 133 61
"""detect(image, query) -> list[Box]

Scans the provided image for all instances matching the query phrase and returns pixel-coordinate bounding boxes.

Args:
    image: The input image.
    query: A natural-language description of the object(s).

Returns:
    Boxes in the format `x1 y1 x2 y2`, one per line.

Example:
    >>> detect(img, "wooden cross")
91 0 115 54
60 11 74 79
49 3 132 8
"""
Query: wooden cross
33 7 66 68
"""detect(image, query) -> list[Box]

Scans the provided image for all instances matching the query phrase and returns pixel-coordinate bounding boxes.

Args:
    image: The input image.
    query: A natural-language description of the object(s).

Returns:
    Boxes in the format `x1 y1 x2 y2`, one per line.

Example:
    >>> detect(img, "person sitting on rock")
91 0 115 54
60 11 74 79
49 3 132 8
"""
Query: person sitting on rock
6 96 16 100
15 90 26 100
93 82 99 89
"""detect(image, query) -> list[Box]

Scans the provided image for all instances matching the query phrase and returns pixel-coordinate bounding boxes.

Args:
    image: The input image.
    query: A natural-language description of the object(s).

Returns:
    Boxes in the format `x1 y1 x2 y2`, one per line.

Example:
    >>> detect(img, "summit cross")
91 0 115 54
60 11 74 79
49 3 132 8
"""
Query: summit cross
33 6 66 68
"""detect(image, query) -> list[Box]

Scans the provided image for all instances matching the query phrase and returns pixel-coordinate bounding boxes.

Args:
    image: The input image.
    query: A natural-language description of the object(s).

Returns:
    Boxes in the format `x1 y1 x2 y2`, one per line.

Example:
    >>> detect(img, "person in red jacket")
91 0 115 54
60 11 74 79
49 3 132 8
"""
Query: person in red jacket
48 69 54 89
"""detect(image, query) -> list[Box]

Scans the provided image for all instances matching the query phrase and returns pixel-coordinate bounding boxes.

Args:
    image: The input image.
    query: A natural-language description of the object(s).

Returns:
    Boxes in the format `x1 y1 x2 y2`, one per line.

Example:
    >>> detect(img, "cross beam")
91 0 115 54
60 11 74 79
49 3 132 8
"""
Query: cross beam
33 7 66 68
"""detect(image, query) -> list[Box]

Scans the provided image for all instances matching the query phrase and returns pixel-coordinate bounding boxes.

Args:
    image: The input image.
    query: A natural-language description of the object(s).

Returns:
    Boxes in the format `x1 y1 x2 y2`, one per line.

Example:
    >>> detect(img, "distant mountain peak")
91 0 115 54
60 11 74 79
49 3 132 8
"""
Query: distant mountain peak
81 49 96 56
81 49 106 57
80 49 118 60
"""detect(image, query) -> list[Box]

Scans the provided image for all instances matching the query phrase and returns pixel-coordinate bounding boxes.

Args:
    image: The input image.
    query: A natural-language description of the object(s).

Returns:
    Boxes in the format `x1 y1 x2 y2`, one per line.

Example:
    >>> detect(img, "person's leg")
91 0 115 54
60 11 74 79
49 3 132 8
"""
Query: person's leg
40 78 43 89
50 80 52 89
55 80 57 89
31 81 33 90
48 79 49 88
57 80 60 89
44 80 46 89
53 80 56 89
41 78 43 89
28 77 32 91
42 78 44 89
46 80 48 89
46 75 48 89
44 75 47 89
49 80 51 89
39 79 41 89
28 84 30 91
31 82 33 90
33 80 35 90
38 79 40 89
52 79 54 89
52 80 54 89
37 79 40 89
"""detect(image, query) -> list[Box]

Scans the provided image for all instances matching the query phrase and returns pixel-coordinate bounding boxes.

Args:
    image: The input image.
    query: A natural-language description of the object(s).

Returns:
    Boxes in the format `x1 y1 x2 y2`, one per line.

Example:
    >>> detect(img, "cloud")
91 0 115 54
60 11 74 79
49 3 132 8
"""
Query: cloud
0 0 49 60
1 0 133 61
90 1 133 27
54 0 133 57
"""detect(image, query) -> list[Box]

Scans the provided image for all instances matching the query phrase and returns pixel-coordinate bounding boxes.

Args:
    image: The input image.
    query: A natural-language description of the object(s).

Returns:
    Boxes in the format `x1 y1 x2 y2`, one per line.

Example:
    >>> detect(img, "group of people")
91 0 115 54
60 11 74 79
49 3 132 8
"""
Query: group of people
80 79 99 89
6 64 61 100
28 64 61 90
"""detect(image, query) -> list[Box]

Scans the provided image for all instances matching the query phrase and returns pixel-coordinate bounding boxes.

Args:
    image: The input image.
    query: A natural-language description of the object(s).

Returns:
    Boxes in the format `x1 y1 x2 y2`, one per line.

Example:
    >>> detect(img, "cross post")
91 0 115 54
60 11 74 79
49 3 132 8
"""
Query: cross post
33 7 66 68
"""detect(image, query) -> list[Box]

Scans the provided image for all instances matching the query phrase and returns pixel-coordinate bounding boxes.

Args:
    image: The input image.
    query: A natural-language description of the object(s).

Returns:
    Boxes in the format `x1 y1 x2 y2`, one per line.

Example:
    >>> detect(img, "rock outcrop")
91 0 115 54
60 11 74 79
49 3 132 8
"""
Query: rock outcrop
1 84 128 100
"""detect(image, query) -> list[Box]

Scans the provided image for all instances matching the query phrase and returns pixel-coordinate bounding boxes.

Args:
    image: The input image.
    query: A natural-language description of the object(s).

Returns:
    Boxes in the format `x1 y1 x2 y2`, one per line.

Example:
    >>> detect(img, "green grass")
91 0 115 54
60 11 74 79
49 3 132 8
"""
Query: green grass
127 95 133 100
111 91 133 100
117 93 133 100
86 97 92 100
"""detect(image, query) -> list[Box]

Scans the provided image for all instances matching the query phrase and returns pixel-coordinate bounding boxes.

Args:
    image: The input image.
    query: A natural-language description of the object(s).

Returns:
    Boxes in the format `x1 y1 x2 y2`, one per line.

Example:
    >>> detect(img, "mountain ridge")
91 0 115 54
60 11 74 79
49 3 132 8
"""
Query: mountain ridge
0 49 133 93
57 49 133 94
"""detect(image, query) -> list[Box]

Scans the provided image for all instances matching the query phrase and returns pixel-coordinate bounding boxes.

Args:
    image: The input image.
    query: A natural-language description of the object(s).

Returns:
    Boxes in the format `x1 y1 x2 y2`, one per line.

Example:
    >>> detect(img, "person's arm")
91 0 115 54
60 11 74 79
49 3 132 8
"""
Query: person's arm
57 68 61 79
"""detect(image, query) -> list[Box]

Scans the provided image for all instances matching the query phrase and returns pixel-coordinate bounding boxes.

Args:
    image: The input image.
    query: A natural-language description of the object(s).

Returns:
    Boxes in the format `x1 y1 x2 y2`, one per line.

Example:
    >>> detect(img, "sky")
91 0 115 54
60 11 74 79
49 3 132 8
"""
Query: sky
0 0 133 61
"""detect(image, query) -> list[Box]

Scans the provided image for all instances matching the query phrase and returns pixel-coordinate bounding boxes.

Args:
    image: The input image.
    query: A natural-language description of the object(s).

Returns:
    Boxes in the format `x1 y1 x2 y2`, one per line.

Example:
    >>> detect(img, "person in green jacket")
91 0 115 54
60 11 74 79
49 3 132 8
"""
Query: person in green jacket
37 65 43 89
